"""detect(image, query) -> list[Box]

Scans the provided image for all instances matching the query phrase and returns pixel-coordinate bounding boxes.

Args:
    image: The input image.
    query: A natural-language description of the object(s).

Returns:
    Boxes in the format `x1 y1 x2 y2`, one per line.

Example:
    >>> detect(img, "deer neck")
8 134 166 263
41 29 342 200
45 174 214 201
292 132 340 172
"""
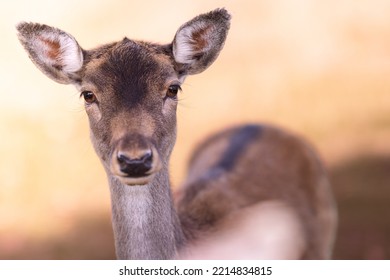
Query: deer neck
107 167 185 259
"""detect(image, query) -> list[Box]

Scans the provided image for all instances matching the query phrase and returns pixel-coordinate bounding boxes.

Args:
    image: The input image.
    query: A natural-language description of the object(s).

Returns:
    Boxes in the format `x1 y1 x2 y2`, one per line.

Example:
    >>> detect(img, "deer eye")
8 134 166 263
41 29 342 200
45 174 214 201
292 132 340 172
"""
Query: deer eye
80 91 97 104
166 84 182 99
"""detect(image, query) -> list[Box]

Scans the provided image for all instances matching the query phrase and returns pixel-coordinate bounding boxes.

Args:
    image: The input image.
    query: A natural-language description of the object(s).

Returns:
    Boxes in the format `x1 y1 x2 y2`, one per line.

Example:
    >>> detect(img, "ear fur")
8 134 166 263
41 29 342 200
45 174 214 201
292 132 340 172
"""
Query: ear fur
172 8 231 75
17 22 83 84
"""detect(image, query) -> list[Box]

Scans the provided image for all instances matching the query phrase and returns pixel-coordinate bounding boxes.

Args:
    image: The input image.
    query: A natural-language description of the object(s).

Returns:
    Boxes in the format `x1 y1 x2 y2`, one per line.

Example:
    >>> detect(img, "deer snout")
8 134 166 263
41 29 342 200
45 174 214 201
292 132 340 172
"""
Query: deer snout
110 136 162 185
117 150 153 177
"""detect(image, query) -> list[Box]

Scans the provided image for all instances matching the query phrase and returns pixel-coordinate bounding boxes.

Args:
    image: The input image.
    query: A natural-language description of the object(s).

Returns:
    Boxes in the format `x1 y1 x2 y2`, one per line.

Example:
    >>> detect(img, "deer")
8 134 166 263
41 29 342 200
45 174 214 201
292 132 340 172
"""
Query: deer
16 8 337 259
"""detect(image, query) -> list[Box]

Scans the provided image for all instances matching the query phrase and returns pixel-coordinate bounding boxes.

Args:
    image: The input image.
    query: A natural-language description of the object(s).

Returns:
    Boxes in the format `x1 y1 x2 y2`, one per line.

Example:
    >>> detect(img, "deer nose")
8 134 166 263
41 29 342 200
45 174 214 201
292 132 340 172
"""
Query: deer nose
117 150 153 177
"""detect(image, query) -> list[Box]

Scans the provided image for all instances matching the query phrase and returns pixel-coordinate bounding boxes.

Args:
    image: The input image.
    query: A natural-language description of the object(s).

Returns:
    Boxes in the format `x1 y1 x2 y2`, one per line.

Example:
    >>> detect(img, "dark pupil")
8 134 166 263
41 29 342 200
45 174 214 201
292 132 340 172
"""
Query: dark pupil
83 91 95 102
168 85 179 97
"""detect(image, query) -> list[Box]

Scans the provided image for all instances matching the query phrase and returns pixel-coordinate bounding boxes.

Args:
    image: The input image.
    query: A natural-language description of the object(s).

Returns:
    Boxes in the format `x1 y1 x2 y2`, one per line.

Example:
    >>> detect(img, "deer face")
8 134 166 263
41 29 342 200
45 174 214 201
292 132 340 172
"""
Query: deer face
17 9 230 186
81 40 180 185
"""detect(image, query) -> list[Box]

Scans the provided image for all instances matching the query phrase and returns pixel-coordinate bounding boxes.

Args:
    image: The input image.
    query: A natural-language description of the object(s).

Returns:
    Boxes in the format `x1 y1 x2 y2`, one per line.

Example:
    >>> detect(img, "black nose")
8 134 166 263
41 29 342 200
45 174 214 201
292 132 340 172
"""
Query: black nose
117 151 153 177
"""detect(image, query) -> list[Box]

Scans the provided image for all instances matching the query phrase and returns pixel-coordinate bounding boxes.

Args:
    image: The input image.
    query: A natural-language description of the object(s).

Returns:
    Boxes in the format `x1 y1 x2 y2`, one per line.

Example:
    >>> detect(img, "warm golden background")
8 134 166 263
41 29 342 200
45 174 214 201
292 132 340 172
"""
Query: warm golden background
1 0 389 259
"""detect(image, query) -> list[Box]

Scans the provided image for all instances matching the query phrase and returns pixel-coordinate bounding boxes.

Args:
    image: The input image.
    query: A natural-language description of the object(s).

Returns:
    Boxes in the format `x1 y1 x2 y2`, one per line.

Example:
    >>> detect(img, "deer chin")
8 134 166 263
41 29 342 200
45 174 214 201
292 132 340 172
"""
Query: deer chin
115 174 155 186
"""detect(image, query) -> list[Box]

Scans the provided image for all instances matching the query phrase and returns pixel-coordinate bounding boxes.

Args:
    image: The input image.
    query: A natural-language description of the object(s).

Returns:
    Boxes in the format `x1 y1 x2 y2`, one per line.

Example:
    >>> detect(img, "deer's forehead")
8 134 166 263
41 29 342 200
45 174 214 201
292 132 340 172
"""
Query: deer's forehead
83 40 176 94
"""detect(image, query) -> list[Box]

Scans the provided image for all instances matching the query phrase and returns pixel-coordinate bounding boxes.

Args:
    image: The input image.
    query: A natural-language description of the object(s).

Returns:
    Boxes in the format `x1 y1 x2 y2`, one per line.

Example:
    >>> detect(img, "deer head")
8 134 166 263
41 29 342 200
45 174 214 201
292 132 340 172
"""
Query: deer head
17 9 231 186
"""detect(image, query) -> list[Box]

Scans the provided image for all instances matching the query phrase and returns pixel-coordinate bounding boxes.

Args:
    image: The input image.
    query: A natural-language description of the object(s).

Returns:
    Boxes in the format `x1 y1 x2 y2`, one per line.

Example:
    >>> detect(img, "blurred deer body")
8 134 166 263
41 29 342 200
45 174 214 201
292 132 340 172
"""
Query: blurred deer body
17 9 337 259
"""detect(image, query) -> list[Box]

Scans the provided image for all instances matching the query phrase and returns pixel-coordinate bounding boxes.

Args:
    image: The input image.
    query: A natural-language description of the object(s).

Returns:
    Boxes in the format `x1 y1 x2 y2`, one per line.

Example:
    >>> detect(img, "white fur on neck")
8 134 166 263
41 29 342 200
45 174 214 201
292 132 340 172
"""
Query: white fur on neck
110 182 153 259
108 175 181 260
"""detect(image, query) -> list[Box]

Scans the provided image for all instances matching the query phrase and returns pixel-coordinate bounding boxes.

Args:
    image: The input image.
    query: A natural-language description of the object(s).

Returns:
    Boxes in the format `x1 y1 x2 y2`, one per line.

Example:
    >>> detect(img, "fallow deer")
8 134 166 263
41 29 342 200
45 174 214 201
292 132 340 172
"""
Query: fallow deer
16 8 337 259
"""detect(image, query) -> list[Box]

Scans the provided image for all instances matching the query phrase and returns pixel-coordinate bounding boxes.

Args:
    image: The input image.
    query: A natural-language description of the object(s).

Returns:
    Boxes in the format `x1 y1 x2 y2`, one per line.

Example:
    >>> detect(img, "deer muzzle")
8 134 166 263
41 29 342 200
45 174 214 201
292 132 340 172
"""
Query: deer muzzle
110 135 162 185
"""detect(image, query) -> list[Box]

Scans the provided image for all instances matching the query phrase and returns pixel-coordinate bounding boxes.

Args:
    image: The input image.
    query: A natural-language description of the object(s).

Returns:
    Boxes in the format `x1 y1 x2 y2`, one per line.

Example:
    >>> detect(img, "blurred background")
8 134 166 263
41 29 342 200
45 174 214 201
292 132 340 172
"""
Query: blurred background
0 0 389 259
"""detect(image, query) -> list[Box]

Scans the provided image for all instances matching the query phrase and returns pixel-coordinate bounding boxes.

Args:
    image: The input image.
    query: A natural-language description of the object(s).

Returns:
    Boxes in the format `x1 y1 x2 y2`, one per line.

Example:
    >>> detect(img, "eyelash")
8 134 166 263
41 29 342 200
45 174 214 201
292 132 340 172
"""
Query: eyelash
80 91 97 104
165 84 182 100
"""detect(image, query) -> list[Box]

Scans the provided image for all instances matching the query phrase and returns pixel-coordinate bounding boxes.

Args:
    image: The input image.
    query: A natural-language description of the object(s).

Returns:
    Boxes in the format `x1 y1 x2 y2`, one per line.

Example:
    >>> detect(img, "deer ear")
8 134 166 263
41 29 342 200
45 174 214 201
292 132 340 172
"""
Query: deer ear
17 22 83 85
172 8 231 75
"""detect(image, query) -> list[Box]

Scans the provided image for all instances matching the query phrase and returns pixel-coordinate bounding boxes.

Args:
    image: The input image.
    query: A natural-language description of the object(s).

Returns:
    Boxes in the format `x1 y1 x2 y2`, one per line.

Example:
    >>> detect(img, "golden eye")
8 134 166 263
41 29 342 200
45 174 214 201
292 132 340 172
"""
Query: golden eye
166 84 182 99
80 91 97 104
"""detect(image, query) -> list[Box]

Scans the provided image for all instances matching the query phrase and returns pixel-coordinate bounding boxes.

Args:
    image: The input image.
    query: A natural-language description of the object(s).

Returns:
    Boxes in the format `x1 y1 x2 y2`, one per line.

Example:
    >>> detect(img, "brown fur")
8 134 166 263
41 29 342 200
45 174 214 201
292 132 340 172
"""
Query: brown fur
177 125 337 259
17 8 337 259
40 37 61 60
